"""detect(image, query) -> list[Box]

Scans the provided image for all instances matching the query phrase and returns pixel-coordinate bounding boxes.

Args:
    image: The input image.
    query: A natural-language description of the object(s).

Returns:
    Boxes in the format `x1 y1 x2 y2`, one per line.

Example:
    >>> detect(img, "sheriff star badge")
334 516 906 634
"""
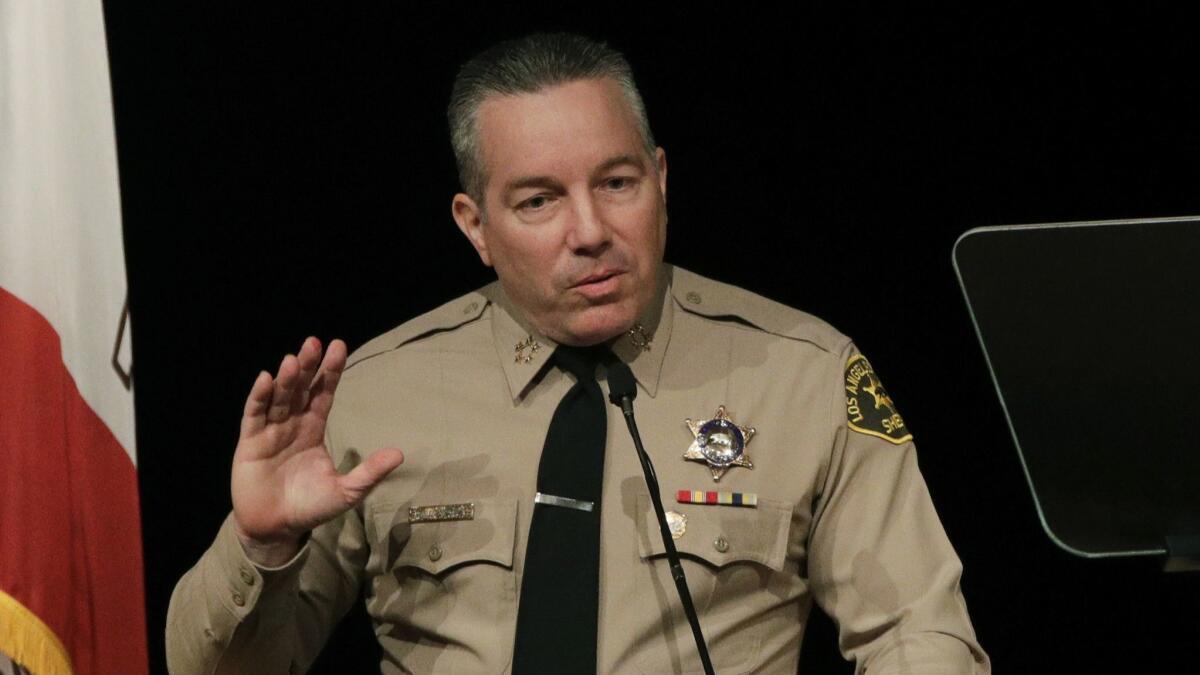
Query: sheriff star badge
683 405 755 481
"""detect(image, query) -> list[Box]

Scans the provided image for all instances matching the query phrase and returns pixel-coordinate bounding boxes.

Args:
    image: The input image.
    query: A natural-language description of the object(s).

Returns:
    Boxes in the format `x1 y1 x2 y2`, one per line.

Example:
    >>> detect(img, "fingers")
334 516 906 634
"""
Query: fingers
240 370 275 437
266 354 300 423
245 337 342 432
308 339 348 418
338 448 405 505
291 337 323 414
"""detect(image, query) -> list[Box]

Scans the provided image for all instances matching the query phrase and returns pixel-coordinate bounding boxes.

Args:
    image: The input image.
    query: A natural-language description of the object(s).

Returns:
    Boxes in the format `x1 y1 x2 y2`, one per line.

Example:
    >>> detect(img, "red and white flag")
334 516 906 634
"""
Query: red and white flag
0 1 147 673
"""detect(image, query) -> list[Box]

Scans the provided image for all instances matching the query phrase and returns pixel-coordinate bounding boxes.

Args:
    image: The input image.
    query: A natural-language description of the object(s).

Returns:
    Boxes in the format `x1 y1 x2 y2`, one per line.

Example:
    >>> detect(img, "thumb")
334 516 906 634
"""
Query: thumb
339 448 405 505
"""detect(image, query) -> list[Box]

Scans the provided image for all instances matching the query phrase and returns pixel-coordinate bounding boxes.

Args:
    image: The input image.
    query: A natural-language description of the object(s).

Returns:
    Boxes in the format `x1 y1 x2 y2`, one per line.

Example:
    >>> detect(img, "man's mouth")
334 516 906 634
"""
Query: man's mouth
571 270 624 299
573 269 620 286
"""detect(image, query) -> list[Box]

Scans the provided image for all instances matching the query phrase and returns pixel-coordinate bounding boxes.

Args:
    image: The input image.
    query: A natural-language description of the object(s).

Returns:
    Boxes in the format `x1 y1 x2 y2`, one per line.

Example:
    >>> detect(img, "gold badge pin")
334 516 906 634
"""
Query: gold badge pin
514 335 541 364
626 323 653 352
683 405 755 482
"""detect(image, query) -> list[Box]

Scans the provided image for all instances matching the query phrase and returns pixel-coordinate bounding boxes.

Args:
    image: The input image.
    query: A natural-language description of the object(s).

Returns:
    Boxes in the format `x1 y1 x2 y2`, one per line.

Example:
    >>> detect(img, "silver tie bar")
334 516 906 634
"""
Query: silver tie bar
534 492 594 512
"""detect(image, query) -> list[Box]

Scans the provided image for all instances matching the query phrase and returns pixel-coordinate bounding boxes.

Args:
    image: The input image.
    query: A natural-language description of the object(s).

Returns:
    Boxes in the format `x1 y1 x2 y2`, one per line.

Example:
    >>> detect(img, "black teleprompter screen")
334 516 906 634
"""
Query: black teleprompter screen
954 217 1200 557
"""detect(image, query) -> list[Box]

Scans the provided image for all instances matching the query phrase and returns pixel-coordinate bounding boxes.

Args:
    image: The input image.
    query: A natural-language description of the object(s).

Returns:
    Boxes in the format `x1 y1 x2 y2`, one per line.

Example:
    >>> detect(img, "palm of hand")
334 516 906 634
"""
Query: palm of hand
231 338 404 548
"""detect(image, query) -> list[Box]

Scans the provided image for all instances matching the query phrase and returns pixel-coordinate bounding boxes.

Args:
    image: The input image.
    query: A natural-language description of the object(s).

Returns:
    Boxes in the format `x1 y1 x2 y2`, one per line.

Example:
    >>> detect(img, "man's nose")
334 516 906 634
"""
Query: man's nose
565 193 611 255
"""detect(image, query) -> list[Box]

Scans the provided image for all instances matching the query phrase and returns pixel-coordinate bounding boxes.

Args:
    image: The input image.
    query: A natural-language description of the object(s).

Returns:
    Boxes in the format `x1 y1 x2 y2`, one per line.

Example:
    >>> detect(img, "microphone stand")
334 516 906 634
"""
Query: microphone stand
608 363 716 675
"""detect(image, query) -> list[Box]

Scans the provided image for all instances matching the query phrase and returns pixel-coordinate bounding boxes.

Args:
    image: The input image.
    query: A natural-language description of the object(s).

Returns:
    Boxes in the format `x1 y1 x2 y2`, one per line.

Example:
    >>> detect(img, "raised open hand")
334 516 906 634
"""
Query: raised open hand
231 337 404 566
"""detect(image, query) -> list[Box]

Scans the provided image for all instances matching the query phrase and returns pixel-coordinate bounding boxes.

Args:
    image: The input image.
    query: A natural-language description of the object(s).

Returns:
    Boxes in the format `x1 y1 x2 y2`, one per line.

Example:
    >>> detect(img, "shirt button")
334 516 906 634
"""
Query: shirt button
428 545 443 562
231 591 245 607
463 301 479 315
713 536 729 553
686 291 703 305
239 567 255 586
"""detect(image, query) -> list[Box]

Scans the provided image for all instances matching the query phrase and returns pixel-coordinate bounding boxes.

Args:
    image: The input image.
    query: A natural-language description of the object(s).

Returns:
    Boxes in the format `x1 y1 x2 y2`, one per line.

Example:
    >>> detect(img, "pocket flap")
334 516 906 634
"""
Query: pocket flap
636 494 791 572
372 498 518 575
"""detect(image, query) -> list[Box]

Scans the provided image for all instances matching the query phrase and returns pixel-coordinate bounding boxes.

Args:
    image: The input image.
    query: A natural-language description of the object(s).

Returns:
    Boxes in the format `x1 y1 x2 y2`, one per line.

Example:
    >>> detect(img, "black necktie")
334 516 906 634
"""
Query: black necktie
512 345 610 674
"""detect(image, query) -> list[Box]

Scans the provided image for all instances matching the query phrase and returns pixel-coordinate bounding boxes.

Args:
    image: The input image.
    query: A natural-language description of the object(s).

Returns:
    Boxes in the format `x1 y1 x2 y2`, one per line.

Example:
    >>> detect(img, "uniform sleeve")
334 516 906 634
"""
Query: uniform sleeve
807 342 990 674
165 433 370 674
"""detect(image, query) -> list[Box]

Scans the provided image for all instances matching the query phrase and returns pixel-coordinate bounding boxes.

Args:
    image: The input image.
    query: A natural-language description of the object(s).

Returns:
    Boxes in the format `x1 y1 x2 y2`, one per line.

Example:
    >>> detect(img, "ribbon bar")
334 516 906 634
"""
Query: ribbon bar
675 490 758 507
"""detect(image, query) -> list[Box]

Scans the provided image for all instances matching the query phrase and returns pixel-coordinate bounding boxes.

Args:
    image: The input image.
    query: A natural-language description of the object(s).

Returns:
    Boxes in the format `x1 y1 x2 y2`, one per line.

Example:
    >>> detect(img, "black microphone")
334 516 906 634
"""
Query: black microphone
606 358 638 410
606 359 715 675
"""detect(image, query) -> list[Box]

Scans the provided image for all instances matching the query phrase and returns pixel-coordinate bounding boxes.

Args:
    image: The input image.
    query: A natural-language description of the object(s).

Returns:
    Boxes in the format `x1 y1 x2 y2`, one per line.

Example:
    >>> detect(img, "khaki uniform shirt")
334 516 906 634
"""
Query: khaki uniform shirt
167 264 990 674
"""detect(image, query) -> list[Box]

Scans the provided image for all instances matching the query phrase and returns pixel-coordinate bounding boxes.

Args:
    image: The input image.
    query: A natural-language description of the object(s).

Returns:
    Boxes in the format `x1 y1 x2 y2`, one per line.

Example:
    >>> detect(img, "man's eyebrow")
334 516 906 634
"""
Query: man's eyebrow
591 154 646 178
502 175 562 195
501 154 647 195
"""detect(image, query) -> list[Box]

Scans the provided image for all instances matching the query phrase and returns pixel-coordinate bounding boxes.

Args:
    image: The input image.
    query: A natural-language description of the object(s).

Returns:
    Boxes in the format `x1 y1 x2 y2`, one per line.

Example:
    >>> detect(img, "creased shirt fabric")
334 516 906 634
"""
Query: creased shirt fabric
166 264 990 674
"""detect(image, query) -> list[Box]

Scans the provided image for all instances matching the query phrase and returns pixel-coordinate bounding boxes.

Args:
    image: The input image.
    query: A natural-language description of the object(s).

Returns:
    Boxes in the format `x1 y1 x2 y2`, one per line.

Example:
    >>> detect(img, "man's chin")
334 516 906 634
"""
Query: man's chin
557 307 636 347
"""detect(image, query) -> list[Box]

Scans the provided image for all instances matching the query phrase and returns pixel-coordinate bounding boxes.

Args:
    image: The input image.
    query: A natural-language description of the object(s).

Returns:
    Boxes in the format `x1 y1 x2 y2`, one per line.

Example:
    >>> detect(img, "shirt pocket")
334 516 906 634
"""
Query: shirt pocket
366 497 519 672
634 494 793 674
386 499 518 575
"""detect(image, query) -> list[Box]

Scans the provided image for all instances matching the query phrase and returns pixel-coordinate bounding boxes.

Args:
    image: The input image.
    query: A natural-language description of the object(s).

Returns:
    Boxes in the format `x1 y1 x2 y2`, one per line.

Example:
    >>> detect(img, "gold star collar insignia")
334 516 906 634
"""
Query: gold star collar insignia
683 405 755 481
514 335 541 364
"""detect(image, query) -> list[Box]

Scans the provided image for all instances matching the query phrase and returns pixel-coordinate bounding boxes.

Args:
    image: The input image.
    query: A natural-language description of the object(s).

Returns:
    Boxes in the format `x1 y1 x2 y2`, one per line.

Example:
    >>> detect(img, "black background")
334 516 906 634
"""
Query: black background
103 4 1200 673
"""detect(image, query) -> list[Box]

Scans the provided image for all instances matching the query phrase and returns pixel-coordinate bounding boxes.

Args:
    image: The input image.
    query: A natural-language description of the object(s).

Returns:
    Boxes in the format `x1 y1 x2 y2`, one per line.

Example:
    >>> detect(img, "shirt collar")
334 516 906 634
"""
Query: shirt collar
484 264 675 403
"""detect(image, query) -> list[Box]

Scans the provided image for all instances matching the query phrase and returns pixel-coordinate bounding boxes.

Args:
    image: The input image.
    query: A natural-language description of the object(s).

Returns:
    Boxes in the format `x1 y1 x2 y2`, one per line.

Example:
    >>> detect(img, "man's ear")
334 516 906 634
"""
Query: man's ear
451 193 492 267
655 147 668 204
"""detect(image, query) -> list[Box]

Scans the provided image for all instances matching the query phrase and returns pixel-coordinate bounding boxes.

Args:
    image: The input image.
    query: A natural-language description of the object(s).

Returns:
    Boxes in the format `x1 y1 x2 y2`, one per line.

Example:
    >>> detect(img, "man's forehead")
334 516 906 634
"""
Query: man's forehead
474 78 648 179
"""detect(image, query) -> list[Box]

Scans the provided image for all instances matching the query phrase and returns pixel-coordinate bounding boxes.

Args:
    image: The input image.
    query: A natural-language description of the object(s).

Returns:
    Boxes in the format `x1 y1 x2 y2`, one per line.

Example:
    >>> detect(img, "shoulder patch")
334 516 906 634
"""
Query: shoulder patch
346 285 492 369
844 354 912 445
669 265 845 352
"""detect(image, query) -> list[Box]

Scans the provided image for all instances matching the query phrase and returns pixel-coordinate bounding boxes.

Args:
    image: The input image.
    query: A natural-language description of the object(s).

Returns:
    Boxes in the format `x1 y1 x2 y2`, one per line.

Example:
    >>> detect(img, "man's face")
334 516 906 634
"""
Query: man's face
452 78 668 346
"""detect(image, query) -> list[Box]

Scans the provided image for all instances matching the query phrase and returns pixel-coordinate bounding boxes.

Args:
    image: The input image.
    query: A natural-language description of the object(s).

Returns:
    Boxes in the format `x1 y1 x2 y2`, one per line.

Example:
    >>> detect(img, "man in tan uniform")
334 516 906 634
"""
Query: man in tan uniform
167 33 990 674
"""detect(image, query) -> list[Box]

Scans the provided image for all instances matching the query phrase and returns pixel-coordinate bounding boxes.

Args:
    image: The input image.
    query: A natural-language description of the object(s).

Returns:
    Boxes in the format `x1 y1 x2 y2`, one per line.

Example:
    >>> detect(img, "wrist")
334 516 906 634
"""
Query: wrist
234 525 305 568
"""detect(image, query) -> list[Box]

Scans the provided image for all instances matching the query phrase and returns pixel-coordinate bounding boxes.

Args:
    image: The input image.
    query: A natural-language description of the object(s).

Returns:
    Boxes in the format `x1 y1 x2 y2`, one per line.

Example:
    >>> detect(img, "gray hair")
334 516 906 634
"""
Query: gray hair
448 32 657 206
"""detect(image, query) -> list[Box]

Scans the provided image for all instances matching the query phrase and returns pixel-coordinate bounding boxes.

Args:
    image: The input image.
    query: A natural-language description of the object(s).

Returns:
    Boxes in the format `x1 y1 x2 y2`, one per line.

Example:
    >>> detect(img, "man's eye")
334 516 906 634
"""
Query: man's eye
603 177 632 190
520 195 551 211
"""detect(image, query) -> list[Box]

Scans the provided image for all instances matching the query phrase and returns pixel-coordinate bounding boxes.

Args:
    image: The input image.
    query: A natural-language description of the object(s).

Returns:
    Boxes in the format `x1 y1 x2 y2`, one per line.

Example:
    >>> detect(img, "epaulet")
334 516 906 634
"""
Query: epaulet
345 284 492 370
669 265 847 354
